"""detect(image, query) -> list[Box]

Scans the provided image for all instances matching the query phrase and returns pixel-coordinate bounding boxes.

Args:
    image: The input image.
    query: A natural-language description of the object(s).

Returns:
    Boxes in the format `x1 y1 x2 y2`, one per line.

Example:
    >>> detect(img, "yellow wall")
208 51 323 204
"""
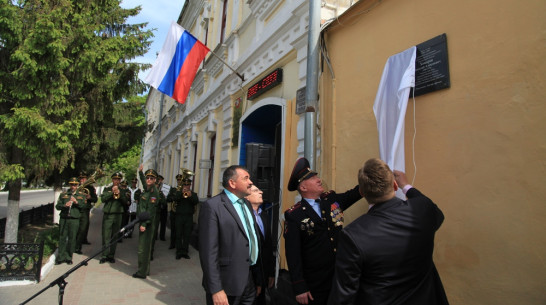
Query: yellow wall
279 97 301 270
321 0 546 304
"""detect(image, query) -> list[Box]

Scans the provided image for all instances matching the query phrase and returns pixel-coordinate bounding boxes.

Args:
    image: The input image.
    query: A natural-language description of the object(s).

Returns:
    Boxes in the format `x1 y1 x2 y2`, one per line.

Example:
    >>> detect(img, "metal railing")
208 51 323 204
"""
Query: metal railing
0 241 45 282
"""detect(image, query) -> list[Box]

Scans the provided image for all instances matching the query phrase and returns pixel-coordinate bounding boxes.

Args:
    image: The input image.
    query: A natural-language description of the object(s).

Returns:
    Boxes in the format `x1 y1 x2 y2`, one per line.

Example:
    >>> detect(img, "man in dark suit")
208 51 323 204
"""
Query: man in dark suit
199 165 261 305
328 158 449 305
283 158 363 305
246 185 276 305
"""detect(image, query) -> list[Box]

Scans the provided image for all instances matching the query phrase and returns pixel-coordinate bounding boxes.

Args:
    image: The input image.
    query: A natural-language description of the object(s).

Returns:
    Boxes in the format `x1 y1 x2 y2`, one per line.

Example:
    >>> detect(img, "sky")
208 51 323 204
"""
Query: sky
120 0 186 83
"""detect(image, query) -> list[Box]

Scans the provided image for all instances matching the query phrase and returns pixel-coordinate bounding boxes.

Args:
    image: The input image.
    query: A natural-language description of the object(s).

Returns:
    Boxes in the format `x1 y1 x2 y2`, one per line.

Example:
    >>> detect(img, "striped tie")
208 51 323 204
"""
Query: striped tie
237 199 258 264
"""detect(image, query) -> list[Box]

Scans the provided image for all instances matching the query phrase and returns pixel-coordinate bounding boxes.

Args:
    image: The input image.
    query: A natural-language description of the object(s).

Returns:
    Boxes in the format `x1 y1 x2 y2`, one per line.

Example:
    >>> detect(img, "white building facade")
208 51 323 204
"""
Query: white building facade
142 0 353 268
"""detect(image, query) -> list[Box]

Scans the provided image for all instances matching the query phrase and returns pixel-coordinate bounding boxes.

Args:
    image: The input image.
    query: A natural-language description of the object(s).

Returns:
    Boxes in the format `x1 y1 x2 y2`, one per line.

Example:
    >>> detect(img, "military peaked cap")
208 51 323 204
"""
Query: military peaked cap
68 177 79 185
78 171 88 179
111 172 123 179
287 157 317 192
145 169 158 178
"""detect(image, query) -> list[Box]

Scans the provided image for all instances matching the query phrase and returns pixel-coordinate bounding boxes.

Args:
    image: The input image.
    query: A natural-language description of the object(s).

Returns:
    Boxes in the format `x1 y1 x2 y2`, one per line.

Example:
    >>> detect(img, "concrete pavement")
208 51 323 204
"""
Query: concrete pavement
1 207 206 305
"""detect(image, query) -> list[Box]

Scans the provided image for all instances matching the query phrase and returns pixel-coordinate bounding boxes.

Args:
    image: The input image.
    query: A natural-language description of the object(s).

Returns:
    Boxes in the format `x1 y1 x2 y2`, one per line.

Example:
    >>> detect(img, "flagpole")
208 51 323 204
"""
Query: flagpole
208 50 245 82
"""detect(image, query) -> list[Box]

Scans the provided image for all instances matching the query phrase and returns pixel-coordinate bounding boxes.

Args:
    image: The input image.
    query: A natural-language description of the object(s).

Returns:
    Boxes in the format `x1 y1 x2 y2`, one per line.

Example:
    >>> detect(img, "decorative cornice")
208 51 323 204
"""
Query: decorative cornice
248 0 284 22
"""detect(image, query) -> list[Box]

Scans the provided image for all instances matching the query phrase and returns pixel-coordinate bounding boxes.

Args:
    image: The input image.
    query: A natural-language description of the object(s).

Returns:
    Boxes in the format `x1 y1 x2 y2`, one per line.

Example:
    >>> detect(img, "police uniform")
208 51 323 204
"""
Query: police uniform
75 171 97 253
283 158 362 305
167 175 198 259
99 172 128 263
133 169 160 279
55 177 85 265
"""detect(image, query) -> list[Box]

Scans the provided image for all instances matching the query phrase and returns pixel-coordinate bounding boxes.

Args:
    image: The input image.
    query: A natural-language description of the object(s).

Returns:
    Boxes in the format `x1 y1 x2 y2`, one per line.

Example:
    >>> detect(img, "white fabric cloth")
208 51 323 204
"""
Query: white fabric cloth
160 184 171 198
128 187 139 213
373 46 416 199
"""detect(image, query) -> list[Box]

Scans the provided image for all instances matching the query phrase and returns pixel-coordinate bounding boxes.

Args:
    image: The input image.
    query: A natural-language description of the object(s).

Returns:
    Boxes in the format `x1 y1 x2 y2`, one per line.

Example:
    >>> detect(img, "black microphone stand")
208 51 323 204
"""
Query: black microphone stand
19 226 135 305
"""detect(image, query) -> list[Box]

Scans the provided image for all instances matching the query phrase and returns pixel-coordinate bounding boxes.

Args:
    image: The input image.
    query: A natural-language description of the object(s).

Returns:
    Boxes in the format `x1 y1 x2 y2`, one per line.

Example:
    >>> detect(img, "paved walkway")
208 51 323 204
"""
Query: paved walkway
1 208 206 305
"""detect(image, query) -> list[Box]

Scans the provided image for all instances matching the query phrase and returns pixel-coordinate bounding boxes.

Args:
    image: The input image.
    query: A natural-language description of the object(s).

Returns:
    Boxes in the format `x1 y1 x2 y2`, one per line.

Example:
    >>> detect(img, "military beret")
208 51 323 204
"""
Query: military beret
145 169 158 178
68 177 79 185
287 157 317 192
78 171 88 179
111 172 123 179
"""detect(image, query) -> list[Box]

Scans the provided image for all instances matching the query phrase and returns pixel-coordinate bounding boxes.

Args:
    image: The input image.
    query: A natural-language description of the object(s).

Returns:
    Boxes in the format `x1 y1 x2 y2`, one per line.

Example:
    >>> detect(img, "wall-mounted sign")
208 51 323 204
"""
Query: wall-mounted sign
247 68 283 100
414 33 450 96
199 159 212 169
296 87 306 115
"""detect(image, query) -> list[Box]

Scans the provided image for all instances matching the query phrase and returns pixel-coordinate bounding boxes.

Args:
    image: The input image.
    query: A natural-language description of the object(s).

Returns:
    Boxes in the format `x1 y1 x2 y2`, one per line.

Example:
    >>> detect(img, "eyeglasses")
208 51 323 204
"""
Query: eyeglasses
146 177 155 180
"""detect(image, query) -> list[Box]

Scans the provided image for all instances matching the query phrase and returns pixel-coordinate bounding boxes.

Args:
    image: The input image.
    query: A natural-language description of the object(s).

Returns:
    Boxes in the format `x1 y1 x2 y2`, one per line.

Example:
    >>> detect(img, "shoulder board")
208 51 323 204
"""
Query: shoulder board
285 201 302 214
320 190 334 199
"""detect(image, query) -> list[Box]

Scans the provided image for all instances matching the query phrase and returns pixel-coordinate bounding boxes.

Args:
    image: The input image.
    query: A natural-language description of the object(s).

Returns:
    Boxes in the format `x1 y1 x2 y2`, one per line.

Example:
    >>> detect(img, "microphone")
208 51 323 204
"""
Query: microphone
120 211 151 233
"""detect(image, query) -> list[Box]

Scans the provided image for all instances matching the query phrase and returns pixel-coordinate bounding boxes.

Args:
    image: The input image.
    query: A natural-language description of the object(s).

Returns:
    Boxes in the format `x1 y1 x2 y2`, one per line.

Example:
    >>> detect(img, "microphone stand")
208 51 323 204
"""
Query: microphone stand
19 226 135 305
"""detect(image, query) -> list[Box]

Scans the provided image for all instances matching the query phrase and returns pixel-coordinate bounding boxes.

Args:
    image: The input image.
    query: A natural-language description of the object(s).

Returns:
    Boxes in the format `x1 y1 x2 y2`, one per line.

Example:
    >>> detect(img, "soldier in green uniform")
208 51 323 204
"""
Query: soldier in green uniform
75 171 98 254
119 179 131 242
133 165 160 279
167 175 182 250
55 177 85 265
150 176 166 260
99 172 128 264
167 173 198 259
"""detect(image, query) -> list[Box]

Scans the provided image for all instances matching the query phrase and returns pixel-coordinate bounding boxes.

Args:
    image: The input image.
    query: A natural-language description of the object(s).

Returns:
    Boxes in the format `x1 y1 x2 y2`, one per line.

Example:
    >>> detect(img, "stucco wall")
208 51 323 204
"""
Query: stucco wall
320 0 546 303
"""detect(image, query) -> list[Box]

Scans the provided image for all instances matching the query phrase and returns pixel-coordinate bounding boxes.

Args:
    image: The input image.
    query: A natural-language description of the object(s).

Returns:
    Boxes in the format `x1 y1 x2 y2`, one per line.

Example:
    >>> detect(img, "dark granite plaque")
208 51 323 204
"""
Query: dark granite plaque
414 33 450 96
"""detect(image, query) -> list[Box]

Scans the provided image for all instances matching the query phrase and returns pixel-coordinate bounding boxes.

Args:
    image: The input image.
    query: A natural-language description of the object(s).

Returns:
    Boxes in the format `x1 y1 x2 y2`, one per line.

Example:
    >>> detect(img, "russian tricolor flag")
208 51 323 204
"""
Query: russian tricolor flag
145 22 210 104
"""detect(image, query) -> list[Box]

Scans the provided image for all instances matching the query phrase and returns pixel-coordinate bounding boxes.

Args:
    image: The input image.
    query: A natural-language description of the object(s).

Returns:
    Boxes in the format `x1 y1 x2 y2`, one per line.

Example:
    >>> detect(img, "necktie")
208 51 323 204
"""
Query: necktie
254 209 265 238
237 199 258 264
313 199 322 217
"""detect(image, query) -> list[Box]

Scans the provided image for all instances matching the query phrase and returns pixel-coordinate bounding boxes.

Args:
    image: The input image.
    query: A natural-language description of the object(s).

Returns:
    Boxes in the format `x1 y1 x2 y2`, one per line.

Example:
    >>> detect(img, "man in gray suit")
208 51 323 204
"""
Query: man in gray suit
199 165 261 305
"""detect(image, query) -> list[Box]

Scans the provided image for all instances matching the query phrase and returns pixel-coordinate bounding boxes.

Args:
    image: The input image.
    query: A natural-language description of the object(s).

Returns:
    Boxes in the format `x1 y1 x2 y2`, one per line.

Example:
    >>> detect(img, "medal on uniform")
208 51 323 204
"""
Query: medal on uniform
330 202 344 227
301 218 314 235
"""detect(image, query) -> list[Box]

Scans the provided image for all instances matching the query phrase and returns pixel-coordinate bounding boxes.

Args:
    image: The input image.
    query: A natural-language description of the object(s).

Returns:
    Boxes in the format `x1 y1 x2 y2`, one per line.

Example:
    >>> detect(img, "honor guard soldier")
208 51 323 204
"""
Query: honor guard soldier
133 165 161 279
75 171 98 254
167 169 198 259
150 175 167 260
99 172 128 264
55 177 85 265
283 158 363 305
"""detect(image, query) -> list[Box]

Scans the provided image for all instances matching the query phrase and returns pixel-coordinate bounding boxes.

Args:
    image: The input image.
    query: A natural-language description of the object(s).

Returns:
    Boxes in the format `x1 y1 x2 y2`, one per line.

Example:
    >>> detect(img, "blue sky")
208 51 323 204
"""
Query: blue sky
120 0 186 82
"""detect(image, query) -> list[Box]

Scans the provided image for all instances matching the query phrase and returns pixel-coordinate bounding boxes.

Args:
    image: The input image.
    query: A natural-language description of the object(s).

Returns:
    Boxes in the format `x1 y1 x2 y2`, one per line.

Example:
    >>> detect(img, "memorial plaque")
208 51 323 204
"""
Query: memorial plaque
414 33 450 96
296 87 306 115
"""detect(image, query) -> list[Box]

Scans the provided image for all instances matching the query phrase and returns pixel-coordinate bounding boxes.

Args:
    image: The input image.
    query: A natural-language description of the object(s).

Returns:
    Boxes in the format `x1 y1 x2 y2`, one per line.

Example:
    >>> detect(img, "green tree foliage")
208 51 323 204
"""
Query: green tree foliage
73 95 146 179
0 0 151 181
103 144 141 183
0 0 152 241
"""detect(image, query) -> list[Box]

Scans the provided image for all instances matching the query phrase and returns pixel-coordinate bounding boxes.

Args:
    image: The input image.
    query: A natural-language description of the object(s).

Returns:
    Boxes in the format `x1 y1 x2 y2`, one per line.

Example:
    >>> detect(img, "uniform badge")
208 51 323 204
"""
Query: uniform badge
151 197 156 203
330 202 344 227
300 218 315 235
